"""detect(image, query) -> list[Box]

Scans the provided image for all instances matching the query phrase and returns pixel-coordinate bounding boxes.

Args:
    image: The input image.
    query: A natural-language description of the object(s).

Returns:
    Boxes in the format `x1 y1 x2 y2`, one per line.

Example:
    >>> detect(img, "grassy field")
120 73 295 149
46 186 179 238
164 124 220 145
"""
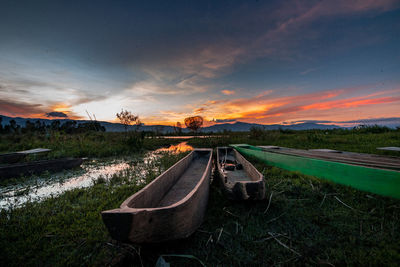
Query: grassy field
0 129 399 266
188 128 400 156
1 127 399 157
0 132 180 158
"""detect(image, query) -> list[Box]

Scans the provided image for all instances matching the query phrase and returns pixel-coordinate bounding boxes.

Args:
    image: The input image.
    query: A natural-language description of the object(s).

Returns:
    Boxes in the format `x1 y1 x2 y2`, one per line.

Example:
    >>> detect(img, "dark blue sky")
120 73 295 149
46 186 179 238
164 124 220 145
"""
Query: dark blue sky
0 0 399 125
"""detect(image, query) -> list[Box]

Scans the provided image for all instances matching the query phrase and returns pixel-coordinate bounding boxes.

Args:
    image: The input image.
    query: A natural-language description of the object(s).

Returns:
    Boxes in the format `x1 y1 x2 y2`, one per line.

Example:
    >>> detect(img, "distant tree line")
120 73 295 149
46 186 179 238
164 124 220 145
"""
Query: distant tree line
249 124 399 140
0 117 105 135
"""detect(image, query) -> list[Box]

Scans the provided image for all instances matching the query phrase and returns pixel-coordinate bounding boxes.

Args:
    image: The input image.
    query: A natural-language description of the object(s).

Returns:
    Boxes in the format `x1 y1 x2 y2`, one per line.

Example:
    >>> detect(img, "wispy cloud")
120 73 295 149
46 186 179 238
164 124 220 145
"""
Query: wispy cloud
300 68 318 75
1 0 399 123
119 0 400 92
0 76 108 114
130 0 400 107
221 90 235 95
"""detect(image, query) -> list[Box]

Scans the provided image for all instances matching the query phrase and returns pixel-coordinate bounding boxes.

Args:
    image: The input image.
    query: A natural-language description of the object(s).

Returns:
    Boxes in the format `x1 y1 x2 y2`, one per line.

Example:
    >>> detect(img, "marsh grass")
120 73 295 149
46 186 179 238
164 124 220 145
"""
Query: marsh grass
0 131 399 266
1 152 399 266
0 151 187 266
0 132 181 159
115 156 400 266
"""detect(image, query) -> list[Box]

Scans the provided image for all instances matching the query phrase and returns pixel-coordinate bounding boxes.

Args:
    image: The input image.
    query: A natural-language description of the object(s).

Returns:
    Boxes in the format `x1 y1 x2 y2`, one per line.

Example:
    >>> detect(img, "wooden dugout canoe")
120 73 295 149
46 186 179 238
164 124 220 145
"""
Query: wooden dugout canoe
0 157 83 179
0 153 25 164
217 147 265 200
0 148 51 164
102 149 213 243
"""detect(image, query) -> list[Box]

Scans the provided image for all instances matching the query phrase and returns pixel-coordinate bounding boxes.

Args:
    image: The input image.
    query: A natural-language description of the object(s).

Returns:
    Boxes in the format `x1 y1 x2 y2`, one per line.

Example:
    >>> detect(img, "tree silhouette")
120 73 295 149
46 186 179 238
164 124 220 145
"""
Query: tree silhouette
184 116 203 133
173 122 182 134
51 120 61 131
9 119 20 133
116 109 141 132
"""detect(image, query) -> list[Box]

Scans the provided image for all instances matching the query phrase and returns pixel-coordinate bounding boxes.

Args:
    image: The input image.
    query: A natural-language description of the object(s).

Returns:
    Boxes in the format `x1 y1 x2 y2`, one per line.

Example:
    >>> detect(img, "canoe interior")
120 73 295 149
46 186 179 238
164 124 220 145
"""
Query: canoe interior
124 150 211 209
217 147 265 200
217 147 260 183
231 144 400 199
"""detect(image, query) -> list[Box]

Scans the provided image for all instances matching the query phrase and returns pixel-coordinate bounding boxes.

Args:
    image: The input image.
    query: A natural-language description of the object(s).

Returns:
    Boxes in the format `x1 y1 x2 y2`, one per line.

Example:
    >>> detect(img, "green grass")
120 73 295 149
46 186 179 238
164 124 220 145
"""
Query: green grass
0 132 180 159
104 157 399 266
0 131 399 266
0 152 187 266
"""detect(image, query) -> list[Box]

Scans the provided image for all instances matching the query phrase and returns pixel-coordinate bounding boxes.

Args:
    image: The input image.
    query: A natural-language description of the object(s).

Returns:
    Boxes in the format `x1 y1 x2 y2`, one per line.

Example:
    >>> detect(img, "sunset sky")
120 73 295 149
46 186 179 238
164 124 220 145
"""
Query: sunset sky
0 0 399 126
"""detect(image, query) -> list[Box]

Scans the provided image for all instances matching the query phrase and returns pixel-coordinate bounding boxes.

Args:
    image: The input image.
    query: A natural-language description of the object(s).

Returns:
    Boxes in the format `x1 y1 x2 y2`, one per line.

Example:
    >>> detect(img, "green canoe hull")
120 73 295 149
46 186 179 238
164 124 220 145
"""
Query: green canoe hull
231 144 400 199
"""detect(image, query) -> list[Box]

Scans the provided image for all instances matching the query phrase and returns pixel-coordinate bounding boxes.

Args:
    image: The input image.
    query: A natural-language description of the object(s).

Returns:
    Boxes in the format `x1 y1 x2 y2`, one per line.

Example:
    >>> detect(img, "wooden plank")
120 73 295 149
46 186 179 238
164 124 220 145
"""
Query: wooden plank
17 148 51 154
377 147 400 152
309 149 341 153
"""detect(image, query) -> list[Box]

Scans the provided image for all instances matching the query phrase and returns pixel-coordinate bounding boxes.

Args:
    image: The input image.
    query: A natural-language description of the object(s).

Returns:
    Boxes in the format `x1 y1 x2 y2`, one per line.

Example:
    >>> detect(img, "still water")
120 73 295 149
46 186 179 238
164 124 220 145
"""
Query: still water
0 142 193 210
153 135 223 139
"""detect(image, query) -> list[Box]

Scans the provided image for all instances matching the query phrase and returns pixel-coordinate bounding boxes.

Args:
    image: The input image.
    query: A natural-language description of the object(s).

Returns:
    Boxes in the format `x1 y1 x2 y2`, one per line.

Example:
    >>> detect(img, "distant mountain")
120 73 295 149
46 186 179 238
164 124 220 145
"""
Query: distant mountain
0 115 344 133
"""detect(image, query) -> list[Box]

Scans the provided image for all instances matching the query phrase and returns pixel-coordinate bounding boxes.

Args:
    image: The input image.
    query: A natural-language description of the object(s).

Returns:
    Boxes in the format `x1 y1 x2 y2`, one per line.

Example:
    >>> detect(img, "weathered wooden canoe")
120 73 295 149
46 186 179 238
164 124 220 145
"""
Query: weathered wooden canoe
231 144 400 199
0 153 25 164
0 157 83 179
216 147 265 200
0 148 51 164
102 149 213 243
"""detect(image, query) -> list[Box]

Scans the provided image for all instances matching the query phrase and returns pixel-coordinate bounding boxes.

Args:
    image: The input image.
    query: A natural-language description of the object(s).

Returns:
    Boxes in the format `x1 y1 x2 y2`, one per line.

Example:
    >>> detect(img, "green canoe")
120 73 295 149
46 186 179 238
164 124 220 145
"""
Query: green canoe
230 144 400 199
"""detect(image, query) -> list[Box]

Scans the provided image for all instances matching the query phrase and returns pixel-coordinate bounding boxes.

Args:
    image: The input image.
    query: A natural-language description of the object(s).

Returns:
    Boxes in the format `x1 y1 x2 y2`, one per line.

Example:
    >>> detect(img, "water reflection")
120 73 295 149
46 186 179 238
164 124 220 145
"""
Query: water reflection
153 135 222 139
0 161 131 209
158 141 193 153
0 142 192 210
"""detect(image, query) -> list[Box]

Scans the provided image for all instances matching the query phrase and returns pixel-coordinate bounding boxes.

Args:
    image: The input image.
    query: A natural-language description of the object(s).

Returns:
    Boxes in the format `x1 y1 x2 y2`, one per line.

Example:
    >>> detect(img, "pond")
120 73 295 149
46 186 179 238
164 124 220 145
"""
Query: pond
0 142 193 210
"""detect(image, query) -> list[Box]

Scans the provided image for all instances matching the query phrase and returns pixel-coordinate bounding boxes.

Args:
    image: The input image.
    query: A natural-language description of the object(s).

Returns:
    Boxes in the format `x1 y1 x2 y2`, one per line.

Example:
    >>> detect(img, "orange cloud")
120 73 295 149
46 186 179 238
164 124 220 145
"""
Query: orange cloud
0 99 84 120
48 103 83 120
0 99 45 118
221 90 235 95
51 103 71 113
301 96 400 111
102 85 400 127
194 107 206 114
186 86 400 125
